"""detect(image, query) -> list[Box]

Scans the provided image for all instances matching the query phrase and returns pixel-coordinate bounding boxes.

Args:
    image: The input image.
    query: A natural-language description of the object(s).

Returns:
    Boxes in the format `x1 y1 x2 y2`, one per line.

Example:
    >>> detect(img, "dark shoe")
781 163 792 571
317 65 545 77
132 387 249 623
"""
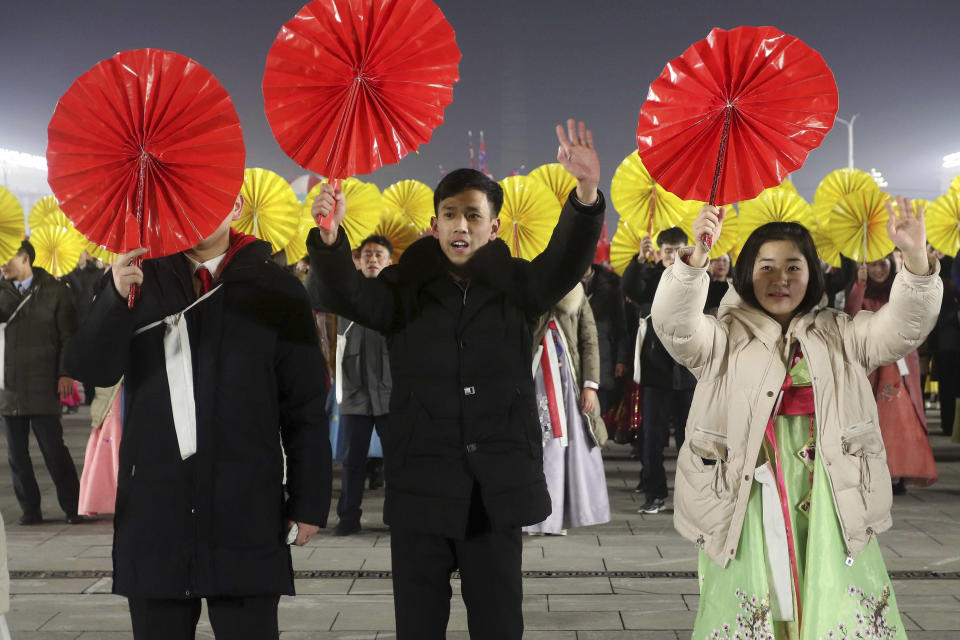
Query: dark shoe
331 520 361 536
66 514 85 524
637 498 666 514
634 479 646 494
18 513 42 526
892 479 907 496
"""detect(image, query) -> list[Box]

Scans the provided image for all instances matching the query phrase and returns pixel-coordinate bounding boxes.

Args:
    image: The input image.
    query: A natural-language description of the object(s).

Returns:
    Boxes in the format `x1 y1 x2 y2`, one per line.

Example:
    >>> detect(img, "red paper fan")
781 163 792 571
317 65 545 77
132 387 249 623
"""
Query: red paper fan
263 0 461 181
47 49 246 261
636 26 838 214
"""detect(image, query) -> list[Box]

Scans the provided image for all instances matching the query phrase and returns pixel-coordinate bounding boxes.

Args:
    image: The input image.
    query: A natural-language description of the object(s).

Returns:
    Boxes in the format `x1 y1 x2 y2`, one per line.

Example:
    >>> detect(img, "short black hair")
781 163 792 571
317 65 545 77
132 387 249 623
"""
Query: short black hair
732 222 826 318
359 234 393 255
657 226 688 246
434 168 503 218
17 240 35 266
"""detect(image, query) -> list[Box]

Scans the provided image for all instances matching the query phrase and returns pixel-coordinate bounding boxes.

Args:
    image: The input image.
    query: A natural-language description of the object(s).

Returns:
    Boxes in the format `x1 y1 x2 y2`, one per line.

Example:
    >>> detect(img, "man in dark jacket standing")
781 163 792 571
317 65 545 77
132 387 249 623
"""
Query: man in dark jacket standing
333 234 394 536
65 250 105 405
65 195 332 639
1 240 81 525
306 119 604 640
581 262 629 414
622 228 696 514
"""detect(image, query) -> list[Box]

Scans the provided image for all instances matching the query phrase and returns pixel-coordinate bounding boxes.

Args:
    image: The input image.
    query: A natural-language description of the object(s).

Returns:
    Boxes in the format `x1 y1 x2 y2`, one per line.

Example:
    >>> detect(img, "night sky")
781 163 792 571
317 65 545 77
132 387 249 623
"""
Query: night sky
2 0 959 222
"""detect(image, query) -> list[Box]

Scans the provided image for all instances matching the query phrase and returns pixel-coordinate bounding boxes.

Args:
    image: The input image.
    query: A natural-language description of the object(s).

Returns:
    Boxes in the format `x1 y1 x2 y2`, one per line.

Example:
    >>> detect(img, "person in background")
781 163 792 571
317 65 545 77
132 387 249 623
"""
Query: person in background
77 381 122 516
66 250 105 405
0 240 81 526
706 253 731 312
622 228 696 514
846 254 938 493
928 246 959 436
580 260 629 415
525 282 610 536
331 234 394 536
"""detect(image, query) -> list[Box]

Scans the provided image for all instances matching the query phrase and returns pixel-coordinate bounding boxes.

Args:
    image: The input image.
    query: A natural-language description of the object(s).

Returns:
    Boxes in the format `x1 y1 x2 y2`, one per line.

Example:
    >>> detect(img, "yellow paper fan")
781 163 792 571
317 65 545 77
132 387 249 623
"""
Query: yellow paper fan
282 209 316 266
497 176 561 260
529 163 578 208
234 168 300 253
738 189 815 241
610 218 655 276
925 193 960 257
31 225 84 277
0 186 25 265
85 242 118 265
29 196 72 231
831 190 894 263
778 179 798 195
304 178 382 250
950 175 960 195
374 208 420 263
811 219 842 268
813 168 878 223
382 179 435 232
611 151 699 237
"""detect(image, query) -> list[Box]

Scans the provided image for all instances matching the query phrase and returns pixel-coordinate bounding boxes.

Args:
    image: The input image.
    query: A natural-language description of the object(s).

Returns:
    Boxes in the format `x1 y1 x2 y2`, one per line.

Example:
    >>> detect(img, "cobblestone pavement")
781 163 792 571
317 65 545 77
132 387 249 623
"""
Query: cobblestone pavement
1 406 957 639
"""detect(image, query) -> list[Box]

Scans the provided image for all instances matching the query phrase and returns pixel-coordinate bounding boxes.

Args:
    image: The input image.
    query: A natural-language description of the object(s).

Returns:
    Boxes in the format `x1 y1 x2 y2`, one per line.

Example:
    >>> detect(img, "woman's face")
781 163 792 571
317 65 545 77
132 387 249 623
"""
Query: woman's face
866 258 890 283
751 240 810 328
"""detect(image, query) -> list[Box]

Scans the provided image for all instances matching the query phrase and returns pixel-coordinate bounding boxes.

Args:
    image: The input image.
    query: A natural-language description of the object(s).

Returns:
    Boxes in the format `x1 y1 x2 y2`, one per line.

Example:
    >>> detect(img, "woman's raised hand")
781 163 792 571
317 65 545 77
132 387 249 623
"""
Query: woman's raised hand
885 196 930 275
690 205 725 268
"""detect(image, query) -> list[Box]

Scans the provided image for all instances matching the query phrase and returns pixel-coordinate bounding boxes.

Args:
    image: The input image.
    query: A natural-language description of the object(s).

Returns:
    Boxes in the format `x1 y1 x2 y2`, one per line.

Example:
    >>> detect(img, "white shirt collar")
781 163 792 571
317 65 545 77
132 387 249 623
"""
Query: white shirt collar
186 252 227 277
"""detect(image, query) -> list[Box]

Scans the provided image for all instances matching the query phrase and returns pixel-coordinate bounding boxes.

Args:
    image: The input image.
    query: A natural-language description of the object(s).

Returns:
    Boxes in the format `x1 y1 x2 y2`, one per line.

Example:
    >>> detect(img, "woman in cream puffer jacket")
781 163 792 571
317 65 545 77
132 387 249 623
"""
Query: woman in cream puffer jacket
652 207 942 570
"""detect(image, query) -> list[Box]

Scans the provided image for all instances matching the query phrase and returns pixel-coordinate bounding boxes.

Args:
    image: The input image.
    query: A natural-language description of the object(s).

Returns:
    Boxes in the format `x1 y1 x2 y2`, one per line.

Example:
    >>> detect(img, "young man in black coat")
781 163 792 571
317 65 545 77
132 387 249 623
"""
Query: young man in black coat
306 119 604 639
65 195 332 640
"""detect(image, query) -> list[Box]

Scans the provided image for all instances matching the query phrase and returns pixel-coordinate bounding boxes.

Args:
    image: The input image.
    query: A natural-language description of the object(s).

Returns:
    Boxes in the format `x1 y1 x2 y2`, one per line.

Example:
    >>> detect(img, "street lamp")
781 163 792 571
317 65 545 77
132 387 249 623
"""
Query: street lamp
835 114 859 169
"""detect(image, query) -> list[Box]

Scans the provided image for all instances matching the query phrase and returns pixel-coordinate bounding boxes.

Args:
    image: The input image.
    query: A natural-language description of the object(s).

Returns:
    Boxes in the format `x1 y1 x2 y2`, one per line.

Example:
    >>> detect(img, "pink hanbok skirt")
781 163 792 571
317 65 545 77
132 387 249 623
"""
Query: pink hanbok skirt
78 390 122 515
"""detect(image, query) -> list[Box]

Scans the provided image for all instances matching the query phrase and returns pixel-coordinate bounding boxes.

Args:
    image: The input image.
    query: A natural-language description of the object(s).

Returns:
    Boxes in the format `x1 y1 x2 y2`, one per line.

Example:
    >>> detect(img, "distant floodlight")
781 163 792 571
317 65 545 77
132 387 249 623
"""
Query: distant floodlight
868 168 888 188
942 152 960 169
0 147 47 171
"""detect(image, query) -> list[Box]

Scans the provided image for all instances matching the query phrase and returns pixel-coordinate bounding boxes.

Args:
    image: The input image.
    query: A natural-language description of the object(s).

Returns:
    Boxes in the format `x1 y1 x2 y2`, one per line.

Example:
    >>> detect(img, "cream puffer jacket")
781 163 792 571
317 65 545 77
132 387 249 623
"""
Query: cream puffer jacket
652 257 942 568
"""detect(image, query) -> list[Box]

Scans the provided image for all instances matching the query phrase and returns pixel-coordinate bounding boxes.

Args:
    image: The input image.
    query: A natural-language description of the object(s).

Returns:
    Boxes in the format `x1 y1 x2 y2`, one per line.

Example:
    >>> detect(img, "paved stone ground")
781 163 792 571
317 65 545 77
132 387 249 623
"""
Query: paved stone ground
1 406 958 639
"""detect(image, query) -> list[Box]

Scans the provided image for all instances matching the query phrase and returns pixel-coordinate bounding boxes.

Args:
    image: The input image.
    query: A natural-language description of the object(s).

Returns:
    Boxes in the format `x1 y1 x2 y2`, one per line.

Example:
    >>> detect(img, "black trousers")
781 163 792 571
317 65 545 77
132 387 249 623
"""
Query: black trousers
640 388 694 502
390 487 523 639
936 350 960 435
337 413 387 525
3 414 80 518
128 595 280 639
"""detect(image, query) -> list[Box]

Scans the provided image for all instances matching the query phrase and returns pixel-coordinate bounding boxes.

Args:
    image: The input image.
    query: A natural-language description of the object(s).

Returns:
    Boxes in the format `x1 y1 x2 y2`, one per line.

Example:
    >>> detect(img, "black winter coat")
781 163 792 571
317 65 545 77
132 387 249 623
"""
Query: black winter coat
622 258 696 390
0 268 77 416
583 264 629 390
306 194 604 538
65 240 331 598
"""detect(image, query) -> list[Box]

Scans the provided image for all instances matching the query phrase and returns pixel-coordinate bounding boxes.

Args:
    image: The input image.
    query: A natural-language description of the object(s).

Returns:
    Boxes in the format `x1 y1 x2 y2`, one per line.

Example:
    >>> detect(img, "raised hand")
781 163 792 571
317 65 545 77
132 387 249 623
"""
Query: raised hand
689 205 725 268
637 235 655 263
885 196 929 275
555 119 600 205
111 248 148 298
310 183 347 245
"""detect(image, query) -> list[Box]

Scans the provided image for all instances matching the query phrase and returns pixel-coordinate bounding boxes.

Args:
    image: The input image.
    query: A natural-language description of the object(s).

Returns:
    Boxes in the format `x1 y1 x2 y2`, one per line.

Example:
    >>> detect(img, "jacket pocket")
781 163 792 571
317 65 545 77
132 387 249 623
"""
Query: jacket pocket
675 436 735 540
840 421 891 523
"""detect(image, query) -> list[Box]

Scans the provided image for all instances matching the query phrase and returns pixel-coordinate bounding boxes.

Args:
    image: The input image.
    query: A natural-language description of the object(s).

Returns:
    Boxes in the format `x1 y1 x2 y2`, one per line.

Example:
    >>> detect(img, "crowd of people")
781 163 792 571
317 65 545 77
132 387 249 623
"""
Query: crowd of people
0 119 955 638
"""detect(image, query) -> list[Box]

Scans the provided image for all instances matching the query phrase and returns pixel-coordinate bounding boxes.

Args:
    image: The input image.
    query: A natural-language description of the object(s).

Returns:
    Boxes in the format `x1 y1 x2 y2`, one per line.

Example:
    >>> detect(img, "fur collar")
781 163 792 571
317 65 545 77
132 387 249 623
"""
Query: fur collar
554 282 585 317
390 235 519 294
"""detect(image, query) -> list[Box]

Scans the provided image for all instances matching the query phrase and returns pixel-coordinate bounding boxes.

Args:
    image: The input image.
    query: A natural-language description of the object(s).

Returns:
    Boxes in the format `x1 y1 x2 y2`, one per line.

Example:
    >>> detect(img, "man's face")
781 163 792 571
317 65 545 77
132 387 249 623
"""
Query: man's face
431 189 501 266
659 243 683 268
359 242 392 278
1 253 28 281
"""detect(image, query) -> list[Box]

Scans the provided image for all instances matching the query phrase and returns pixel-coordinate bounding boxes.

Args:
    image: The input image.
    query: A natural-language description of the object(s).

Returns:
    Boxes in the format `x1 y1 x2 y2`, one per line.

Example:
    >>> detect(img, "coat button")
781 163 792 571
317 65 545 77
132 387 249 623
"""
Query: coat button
465 443 478 453
463 386 476 396
185 589 191 597
766 391 774 397
190 508 196 515
744 474 751 481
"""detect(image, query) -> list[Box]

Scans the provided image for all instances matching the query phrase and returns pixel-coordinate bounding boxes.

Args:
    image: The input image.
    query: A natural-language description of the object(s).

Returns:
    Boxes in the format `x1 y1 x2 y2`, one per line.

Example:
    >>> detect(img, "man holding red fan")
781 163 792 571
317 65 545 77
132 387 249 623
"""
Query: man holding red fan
307 119 604 639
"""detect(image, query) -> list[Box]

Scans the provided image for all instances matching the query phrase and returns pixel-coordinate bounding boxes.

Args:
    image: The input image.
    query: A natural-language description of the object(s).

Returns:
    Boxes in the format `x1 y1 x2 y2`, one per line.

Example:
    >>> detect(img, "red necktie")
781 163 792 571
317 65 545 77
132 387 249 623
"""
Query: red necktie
195 266 213 296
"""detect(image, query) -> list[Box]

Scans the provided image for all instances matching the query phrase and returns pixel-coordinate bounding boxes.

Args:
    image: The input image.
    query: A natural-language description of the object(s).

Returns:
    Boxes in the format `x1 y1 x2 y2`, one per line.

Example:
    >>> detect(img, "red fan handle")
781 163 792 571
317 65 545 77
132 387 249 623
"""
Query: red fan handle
318 178 342 231
701 106 733 252
128 155 149 308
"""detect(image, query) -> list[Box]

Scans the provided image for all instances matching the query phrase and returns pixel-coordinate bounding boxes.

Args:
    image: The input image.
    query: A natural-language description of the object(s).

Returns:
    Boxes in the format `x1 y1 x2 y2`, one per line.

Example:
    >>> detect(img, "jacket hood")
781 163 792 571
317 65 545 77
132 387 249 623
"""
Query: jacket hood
717 285 818 353
554 282 585 317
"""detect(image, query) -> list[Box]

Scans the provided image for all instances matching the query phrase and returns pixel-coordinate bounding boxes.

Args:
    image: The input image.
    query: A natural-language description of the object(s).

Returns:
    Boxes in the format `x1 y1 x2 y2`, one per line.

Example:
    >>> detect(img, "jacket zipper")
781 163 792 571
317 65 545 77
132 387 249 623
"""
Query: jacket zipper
693 426 727 440
796 335 855 564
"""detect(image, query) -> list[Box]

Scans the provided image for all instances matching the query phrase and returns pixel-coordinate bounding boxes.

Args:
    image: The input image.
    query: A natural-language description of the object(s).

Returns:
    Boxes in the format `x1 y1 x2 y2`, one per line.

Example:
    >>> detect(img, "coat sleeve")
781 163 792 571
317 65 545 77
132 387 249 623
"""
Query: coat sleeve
305 227 400 332
844 281 866 316
275 286 333 528
843 263 943 372
63 276 134 387
0 281 17 321
521 191 604 316
650 257 727 378
621 259 659 306
55 283 79 378
578 297 601 388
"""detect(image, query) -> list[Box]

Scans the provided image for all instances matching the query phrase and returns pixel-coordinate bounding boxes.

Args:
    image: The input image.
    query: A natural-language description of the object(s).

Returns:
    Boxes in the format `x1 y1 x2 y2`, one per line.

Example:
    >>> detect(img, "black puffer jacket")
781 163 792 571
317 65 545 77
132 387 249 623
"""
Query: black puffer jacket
306 194 604 538
583 264 629 390
65 239 331 598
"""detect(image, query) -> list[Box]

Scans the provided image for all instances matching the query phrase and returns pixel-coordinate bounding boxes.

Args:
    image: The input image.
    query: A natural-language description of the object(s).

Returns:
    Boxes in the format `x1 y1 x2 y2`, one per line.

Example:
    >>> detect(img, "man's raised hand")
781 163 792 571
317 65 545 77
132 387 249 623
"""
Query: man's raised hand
556 119 600 205
310 183 347 245
111 248 148 299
